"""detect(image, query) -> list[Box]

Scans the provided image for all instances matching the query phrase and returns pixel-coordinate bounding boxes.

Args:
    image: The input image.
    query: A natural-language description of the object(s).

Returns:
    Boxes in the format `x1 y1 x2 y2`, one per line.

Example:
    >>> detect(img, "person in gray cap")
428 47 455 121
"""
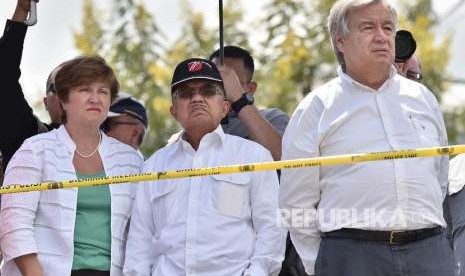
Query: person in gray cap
101 93 147 150
123 57 285 276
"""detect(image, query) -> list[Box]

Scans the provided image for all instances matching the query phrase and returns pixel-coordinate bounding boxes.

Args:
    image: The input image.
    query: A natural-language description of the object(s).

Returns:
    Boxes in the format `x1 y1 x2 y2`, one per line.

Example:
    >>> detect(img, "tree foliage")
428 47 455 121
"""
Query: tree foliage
164 0 250 67
255 0 336 113
74 0 177 155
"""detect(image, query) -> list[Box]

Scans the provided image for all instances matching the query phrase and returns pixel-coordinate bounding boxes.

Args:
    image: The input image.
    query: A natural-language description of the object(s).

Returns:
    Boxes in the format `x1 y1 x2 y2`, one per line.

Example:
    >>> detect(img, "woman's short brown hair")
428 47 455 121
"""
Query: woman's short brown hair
52 56 119 123
54 55 119 103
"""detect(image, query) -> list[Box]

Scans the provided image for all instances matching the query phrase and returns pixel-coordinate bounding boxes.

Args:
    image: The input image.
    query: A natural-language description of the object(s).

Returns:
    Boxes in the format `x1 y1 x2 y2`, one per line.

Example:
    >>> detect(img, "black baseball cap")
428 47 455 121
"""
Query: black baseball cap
171 58 223 92
108 94 148 128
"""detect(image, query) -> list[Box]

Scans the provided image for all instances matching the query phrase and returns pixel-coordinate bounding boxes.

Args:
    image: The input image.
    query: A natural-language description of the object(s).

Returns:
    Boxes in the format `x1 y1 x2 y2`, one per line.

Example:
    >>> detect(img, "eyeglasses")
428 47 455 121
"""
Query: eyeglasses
406 70 422 81
174 84 224 100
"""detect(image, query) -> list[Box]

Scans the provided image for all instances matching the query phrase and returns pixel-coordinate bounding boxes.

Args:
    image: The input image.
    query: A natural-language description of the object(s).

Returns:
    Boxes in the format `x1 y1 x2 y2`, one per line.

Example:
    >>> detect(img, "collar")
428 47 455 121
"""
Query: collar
56 125 108 156
338 65 397 92
56 125 76 153
174 125 226 152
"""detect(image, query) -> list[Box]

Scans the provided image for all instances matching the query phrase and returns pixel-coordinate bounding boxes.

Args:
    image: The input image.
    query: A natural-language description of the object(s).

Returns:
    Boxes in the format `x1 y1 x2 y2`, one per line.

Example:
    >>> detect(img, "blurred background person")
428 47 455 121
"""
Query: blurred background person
209 45 289 161
397 55 423 82
394 29 423 82
102 93 148 153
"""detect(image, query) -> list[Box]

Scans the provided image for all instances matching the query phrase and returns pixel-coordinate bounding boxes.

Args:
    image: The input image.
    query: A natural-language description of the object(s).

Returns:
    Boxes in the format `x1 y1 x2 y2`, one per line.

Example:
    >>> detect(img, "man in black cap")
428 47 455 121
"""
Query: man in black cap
102 93 148 151
124 57 285 276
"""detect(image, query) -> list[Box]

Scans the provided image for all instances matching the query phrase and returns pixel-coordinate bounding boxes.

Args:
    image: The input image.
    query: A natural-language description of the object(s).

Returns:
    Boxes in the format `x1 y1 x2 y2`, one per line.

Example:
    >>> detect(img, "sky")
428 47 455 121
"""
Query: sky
0 0 464 118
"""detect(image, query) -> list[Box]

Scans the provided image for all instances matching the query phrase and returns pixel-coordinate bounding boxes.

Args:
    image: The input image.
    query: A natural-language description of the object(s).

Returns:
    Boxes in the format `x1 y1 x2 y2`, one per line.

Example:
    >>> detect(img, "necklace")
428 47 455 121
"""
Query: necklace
75 132 102 158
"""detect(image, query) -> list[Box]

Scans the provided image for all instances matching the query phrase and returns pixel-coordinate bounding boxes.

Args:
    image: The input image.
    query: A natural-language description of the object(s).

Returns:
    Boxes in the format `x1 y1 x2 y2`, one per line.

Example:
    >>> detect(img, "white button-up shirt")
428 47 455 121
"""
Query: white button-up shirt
280 68 448 275
123 126 285 276
448 154 465 195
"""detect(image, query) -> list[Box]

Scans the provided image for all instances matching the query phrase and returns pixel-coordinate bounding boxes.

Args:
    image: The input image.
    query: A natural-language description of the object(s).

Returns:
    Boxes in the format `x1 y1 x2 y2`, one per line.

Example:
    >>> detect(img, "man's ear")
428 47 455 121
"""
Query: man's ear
335 35 345 53
222 100 231 116
130 128 139 142
43 97 48 111
170 105 176 118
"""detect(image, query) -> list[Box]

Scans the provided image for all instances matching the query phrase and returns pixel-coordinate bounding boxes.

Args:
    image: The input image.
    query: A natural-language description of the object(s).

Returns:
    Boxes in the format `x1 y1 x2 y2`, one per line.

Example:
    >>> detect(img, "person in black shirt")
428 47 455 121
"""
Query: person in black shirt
0 0 63 172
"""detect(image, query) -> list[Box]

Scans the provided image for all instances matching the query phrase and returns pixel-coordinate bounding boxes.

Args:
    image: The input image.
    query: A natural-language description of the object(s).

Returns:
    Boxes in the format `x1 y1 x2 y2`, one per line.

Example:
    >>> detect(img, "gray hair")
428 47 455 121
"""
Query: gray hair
327 0 398 71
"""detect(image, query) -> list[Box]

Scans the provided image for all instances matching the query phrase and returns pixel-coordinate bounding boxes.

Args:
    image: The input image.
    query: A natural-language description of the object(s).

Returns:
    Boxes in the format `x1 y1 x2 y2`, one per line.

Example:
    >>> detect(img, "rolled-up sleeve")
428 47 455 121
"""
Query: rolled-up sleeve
0 140 41 261
279 96 323 276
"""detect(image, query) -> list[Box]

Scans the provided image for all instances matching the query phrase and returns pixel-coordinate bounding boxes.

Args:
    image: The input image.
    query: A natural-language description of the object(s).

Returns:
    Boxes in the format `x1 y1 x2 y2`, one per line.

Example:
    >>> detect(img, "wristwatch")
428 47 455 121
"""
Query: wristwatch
231 92 254 114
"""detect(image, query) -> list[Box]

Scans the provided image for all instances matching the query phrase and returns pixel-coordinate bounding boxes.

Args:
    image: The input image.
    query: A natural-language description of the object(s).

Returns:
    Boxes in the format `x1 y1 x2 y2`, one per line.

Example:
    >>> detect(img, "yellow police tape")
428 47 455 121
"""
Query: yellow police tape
1 145 465 195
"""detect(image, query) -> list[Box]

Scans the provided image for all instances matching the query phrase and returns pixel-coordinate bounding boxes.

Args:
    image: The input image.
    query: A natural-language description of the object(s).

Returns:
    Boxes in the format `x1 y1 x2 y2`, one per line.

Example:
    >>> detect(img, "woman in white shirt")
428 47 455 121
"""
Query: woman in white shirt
0 56 143 276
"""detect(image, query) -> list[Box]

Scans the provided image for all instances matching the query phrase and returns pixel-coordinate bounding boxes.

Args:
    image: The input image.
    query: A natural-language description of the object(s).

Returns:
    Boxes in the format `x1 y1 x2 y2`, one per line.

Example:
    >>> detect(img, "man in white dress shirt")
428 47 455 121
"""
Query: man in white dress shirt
123 57 285 276
280 0 454 275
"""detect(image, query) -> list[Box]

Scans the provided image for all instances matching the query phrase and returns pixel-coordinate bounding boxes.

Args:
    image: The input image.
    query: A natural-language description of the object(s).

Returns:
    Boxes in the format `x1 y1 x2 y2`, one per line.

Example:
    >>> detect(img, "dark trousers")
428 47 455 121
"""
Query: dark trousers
71 270 110 276
279 233 309 276
315 232 458 276
444 189 465 275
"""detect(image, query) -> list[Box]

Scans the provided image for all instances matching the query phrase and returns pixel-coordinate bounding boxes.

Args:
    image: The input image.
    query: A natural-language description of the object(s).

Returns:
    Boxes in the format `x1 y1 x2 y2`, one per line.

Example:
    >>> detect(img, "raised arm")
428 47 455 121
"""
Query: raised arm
0 0 41 170
217 64 285 161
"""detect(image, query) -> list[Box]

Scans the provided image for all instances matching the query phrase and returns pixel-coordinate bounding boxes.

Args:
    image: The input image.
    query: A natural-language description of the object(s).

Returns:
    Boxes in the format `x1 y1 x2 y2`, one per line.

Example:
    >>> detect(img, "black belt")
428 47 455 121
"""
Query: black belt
321 226 442 245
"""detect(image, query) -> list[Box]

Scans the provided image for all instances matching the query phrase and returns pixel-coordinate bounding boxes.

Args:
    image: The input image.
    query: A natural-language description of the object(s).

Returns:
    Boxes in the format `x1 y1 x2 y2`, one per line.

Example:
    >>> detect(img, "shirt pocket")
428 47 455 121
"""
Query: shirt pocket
211 173 251 219
150 183 177 229
408 113 441 147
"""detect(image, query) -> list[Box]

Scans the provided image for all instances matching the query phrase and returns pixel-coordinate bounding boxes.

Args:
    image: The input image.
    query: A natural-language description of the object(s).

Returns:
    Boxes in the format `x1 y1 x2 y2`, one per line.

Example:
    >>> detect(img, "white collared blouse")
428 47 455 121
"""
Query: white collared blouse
0 125 143 275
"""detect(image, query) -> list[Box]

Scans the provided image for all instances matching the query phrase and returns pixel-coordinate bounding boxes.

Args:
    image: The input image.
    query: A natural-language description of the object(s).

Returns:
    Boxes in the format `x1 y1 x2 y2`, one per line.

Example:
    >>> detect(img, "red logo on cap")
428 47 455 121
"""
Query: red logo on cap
187 61 203 72
187 61 212 72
